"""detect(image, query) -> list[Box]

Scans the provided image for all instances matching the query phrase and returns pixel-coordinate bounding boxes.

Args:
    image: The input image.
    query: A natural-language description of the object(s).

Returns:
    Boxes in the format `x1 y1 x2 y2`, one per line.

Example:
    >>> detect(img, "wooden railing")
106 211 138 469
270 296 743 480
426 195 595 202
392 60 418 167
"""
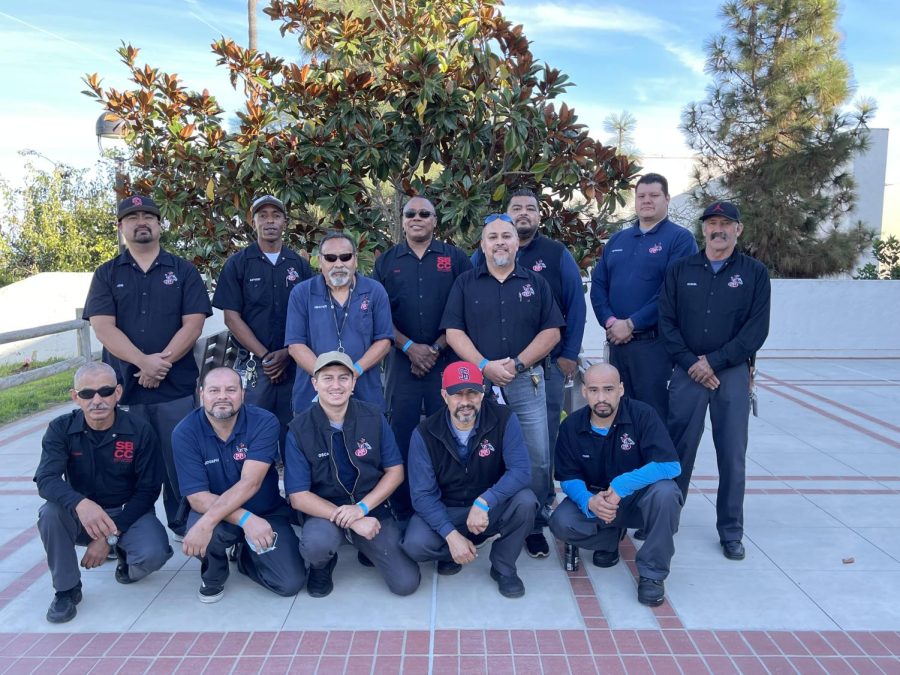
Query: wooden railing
0 319 92 391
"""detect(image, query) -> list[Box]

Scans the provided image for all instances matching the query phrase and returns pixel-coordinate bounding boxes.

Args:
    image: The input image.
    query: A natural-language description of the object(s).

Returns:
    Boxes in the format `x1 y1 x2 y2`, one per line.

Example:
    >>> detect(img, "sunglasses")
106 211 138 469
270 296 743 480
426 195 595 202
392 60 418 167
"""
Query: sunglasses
321 252 354 263
403 209 434 219
483 213 514 225
74 385 117 399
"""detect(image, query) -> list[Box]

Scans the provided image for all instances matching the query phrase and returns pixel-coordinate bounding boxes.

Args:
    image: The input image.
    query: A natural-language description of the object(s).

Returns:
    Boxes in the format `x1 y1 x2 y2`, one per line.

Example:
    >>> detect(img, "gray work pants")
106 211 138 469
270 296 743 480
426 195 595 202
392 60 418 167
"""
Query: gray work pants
549 481 682 580
38 502 172 592
299 515 420 596
401 488 538 577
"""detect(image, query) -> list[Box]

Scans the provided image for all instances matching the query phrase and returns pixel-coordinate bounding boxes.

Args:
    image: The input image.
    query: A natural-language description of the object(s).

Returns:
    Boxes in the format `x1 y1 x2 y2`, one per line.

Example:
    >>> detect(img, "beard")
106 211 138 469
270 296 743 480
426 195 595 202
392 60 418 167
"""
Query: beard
208 402 237 420
328 269 351 287
491 252 511 267
591 402 615 419
452 405 478 425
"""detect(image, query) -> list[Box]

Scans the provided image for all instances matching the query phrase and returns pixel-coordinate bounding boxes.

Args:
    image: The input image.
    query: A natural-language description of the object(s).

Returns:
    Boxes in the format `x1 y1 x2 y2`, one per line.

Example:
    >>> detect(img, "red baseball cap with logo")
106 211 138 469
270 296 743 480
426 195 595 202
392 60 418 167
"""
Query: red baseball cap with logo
441 361 484 395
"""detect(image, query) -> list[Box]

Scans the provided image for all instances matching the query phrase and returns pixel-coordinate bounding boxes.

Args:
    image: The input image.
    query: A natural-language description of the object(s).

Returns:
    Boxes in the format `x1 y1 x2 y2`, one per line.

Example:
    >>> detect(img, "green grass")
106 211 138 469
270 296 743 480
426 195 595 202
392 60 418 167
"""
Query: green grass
0 367 74 426
0 357 64 377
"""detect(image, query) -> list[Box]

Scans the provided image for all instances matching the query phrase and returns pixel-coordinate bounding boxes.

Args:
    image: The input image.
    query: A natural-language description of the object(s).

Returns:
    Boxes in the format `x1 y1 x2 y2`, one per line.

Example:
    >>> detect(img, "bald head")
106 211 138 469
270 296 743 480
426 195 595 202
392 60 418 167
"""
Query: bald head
582 363 624 423
583 363 621 385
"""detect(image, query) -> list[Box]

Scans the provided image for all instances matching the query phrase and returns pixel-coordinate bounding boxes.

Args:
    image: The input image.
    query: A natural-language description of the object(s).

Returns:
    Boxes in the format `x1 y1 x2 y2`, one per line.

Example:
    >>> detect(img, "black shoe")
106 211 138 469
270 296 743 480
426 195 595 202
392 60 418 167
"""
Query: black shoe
307 554 338 597
524 532 550 558
437 560 462 576
357 551 374 568
721 540 746 560
46 584 82 623
633 529 647 541
489 567 525 598
592 549 620 568
114 547 135 585
198 581 225 603
637 577 665 607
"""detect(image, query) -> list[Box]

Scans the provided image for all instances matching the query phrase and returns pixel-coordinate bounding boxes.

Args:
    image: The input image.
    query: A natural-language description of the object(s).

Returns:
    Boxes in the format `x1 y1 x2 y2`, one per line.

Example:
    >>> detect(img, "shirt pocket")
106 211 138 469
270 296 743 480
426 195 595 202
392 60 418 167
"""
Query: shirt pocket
351 295 375 336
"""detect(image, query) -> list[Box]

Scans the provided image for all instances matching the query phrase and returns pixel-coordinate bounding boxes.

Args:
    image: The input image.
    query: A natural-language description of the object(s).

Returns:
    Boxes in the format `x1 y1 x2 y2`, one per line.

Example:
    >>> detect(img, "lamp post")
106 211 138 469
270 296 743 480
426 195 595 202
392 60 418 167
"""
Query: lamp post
95 112 129 253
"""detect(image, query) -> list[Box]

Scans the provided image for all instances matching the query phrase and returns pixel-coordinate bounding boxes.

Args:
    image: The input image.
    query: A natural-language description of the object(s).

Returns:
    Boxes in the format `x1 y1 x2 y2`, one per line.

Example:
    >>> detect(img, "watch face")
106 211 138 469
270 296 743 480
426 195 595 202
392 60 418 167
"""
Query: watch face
106 535 118 546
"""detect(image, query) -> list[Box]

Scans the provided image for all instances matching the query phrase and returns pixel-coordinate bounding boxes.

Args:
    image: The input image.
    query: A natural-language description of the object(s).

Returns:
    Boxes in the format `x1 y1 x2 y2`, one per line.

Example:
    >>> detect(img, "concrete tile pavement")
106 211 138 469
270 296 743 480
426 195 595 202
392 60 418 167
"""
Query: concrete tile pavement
0 359 898 672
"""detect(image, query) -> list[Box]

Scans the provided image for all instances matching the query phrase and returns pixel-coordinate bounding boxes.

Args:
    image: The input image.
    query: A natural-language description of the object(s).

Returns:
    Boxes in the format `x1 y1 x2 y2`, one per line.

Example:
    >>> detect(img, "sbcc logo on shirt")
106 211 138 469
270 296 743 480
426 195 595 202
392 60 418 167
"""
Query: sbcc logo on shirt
620 434 635 451
286 267 299 282
518 283 535 301
163 271 178 285
360 297 369 312
649 243 663 254
532 259 546 272
728 274 744 288
436 256 452 272
233 443 248 461
114 441 134 463
478 439 495 458
355 438 372 457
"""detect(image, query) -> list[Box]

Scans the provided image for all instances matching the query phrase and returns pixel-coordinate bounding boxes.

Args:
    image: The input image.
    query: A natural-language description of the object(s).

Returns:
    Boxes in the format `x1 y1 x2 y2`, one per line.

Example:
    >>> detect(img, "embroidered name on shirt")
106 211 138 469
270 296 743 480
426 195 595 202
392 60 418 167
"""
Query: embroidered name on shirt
249 277 262 282
687 282 698 286
204 458 220 465
317 452 329 458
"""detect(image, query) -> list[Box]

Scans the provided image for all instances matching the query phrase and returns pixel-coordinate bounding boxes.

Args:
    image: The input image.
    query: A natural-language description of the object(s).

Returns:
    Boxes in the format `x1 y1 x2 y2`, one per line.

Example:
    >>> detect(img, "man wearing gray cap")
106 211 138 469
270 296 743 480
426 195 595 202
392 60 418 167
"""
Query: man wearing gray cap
284 351 420 598
659 201 770 561
213 195 313 453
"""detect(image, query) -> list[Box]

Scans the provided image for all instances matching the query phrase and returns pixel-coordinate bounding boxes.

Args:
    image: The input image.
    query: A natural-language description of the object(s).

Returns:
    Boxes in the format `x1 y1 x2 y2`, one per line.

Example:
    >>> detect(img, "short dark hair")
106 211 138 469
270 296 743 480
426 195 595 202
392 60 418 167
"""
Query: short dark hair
200 366 243 389
636 173 669 197
505 187 539 208
319 231 357 253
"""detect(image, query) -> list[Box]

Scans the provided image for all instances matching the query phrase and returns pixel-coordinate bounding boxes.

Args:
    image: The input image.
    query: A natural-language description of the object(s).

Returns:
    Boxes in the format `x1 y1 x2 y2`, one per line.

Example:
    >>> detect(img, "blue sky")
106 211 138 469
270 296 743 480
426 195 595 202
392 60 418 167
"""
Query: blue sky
1 0 897 227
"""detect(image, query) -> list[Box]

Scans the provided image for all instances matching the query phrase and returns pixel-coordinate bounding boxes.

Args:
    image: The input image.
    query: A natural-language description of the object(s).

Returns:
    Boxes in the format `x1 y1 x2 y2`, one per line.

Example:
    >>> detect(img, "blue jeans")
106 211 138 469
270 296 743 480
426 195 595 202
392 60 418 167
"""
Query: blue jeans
502 368 551 530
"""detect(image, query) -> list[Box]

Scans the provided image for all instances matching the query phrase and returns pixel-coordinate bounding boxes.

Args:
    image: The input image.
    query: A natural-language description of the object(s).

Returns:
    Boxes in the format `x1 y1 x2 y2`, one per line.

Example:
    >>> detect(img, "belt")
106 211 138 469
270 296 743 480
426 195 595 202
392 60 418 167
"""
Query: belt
630 329 658 341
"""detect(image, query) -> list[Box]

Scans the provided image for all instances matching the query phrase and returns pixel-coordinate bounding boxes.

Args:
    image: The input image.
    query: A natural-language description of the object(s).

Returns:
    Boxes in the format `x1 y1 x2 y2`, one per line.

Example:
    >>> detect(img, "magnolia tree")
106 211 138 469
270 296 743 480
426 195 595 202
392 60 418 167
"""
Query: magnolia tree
83 0 637 280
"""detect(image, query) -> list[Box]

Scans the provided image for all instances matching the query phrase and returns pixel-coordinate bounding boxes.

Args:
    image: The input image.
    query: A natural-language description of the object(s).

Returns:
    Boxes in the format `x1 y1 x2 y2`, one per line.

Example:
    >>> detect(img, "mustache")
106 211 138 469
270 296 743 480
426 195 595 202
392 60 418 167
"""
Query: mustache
710 232 728 239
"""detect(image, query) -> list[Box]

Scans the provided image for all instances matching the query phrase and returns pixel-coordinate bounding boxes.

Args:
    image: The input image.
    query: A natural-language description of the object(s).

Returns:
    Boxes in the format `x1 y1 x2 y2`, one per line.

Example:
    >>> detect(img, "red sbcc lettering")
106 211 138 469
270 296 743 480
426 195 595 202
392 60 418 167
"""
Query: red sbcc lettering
114 441 134 462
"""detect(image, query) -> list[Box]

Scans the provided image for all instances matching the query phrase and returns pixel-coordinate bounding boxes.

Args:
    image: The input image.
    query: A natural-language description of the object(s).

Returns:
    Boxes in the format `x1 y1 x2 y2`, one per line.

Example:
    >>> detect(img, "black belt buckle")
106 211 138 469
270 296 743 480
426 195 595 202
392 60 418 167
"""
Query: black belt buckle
631 329 658 341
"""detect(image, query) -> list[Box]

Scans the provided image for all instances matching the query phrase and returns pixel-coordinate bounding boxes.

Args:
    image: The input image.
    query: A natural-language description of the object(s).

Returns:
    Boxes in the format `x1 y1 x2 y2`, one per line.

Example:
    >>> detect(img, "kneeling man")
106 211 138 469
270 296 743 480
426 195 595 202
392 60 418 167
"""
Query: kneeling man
285 351 420 598
549 364 682 606
402 361 538 598
35 362 172 623
173 367 305 602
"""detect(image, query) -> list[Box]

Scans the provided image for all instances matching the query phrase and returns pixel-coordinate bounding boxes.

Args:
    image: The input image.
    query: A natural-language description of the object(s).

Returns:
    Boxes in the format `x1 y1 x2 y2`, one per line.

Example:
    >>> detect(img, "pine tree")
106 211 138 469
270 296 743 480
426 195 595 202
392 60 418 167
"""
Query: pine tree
681 0 876 277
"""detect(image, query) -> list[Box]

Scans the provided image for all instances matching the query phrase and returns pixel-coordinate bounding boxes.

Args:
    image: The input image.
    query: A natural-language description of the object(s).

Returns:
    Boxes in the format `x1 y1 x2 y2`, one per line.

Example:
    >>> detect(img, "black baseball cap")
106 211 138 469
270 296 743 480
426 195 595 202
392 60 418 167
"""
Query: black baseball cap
251 195 286 217
700 201 741 222
117 195 160 220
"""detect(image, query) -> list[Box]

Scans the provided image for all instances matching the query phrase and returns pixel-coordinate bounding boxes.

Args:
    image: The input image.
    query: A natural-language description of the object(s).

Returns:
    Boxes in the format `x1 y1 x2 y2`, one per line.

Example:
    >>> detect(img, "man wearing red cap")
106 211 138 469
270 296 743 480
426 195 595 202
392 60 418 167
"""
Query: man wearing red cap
401 361 538 598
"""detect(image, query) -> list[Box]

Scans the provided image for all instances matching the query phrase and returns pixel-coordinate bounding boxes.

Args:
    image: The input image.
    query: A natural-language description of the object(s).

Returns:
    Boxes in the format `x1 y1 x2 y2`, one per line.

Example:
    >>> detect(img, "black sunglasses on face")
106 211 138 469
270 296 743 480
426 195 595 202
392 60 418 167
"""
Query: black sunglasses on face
74 386 117 400
321 252 354 263
403 209 434 219
483 213 513 225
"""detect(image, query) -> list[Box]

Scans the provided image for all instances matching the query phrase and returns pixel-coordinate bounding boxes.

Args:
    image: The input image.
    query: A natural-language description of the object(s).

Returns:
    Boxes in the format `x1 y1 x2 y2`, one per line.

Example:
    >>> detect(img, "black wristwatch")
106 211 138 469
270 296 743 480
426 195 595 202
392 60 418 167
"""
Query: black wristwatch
514 357 526 374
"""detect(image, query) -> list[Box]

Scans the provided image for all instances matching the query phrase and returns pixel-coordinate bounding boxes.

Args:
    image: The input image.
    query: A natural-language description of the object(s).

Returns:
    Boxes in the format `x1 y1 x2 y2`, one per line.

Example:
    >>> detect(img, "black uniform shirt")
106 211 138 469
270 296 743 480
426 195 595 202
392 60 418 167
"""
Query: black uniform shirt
440 263 565 360
212 243 313 353
373 239 472 344
658 250 771 373
83 249 213 404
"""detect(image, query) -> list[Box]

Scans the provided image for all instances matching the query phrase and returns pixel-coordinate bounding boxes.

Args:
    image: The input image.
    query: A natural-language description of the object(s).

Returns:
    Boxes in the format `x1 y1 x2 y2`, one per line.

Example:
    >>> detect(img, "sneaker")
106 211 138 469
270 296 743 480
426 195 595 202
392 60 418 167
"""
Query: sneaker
592 549 620 568
524 532 550 558
114 547 135 585
637 577 665 607
171 533 184 543
198 581 225 603
489 567 525 598
46 583 82 623
437 560 462 576
633 528 647 541
307 553 338 598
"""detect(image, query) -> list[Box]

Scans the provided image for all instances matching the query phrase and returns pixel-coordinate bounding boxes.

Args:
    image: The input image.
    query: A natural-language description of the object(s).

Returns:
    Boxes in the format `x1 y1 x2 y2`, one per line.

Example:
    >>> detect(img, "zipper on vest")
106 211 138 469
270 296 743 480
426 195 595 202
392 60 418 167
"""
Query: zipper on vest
327 431 355 502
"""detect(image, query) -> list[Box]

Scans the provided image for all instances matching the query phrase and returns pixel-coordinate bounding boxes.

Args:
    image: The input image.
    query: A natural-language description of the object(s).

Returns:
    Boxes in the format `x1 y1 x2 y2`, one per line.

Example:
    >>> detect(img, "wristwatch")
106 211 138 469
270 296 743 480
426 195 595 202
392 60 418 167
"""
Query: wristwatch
514 357 526 374
106 533 119 547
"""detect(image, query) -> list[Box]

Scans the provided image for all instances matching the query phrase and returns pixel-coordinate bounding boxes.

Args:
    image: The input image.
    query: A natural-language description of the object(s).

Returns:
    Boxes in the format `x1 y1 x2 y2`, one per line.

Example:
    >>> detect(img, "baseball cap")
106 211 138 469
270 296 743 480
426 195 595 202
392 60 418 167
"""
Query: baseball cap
313 351 355 375
442 361 485 395
700 201 741 222
117 195 160 220
251 195 286 217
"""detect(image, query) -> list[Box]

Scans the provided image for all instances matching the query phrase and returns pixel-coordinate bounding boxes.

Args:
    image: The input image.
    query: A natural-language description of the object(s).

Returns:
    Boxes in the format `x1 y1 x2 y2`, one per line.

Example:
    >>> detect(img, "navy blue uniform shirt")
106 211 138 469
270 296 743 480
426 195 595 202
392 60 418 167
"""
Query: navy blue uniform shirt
591 218 698 331
83 249 213 405
373 239 472 345
473 233 586 361
284 274 394 412
172 404 283 515
440 263 565 360
658 251 771 372
212 243 313 353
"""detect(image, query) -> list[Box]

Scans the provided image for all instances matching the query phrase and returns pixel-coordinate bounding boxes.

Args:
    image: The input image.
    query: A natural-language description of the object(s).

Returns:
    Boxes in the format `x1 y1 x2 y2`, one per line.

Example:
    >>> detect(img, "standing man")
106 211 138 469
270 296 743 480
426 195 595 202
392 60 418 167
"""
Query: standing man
172 367 305 602
591 173 698 423
441 214 564 558
373 196 472 518
84 195 212 540
549 364 682 607
659 201 770 561
212 195 313 451
35 362 173 623
285 351 421 598
402 362 538 598
285 232 393 413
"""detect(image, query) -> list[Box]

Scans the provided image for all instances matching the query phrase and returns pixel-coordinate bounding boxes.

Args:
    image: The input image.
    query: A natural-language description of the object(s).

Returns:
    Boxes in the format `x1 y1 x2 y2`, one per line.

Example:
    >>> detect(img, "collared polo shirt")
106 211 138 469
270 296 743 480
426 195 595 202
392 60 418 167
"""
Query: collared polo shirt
440 263 564 360
172 404 283 515
83 249 213 405
212 242 313 353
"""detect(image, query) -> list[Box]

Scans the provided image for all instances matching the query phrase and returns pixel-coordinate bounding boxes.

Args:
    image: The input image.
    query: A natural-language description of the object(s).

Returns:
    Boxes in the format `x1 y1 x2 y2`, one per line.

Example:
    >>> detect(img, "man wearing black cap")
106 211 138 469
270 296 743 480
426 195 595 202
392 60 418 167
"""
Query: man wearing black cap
659 201 770 561
285 351 420 598
401 361 538 598
84 195 212 540
213 195 313 453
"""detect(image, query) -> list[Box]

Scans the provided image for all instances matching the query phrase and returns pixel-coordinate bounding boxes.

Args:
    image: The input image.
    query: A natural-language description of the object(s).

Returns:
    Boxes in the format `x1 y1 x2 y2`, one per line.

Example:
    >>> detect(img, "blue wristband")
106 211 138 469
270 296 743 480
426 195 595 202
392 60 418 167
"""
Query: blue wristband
402 339 413 353
473 498 489 512
478 358 489 371
238 511 252 528
357 501 369 516
353 362 364 376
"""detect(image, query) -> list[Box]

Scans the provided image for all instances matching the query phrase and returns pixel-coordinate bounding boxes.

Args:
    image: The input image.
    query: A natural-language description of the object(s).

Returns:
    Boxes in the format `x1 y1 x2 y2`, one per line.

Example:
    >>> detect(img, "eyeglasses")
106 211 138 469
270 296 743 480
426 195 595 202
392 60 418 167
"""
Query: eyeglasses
403 209 434 219
321 252 354 263
483 213 513 225
74 386 117 400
